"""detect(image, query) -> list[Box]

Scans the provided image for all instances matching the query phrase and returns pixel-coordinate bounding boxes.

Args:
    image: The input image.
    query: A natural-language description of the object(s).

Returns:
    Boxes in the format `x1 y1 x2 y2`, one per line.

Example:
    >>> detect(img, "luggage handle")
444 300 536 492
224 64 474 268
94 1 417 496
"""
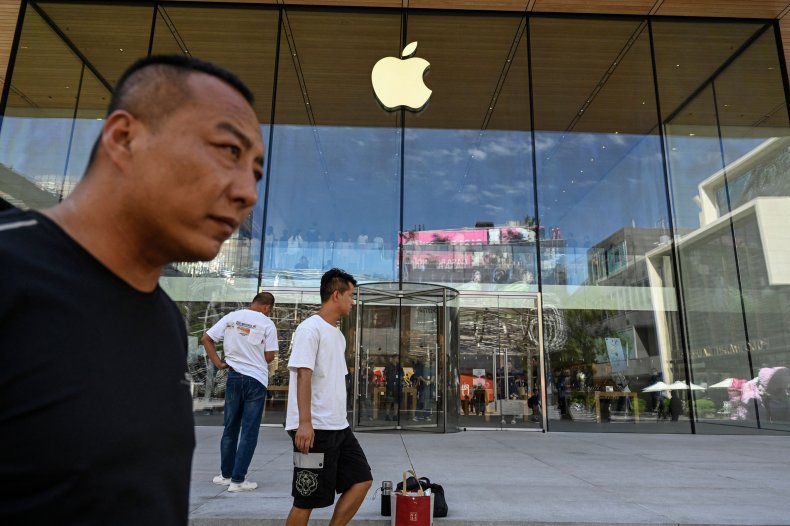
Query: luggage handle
401 469 425 496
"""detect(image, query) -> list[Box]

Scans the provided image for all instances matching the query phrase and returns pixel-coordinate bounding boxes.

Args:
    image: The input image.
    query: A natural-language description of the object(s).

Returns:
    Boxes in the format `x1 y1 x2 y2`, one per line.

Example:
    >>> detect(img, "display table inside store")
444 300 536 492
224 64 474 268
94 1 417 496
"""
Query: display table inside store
372 386 417 419
499 399 527 416
594 391 640 422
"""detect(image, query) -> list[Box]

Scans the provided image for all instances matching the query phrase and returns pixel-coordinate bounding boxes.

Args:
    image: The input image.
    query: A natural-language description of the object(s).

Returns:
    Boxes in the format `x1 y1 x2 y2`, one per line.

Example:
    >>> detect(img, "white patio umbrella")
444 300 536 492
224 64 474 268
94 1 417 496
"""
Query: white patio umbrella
643 381 671 393
667 380 705 391
709 378 735 389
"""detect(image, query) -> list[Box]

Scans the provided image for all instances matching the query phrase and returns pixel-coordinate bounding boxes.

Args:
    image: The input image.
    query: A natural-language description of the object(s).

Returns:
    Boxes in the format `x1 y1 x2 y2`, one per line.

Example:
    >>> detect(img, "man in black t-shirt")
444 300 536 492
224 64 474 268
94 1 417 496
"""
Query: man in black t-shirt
0 55 264 525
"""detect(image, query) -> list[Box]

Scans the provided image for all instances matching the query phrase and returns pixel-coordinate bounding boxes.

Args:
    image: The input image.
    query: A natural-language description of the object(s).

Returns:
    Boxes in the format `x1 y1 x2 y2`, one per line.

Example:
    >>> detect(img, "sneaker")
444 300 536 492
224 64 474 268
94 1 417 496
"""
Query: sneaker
212 475 231 486
228 480 258 492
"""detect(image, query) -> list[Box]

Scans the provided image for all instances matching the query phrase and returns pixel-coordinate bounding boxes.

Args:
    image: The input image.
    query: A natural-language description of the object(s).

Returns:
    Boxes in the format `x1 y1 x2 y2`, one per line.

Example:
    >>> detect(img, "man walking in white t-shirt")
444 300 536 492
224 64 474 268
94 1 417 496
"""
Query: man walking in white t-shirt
202 292 278 492
285 269 372 526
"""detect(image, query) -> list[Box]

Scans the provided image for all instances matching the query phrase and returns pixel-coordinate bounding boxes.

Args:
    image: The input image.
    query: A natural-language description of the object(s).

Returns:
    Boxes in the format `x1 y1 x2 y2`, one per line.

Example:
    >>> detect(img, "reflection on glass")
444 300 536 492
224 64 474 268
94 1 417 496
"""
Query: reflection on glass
653 19 790 431
0 8 83 210
532 16 678 430
404 11 534 294
457 295 543 429
152 5 279 280
4 2 789 434
264 9 401 287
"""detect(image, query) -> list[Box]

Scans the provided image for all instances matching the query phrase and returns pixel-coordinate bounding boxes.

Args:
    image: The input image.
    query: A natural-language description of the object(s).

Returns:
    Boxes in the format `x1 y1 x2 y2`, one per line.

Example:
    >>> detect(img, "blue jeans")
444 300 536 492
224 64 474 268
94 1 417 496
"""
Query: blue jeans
220 371 267 483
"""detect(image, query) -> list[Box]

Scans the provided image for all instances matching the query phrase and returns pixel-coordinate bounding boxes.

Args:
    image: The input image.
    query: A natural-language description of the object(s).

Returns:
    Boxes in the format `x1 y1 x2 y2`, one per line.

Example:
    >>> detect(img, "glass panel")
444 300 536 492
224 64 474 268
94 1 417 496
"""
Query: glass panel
401 299 441 429
154 4 279 285
351 283 457 431
653 19 785 432
457 294 543 429
403 12 535 292
190 290 321 426
264 8 401 288
532 16 674 431
6 3 790 436
4 3 150 204
357 302 402 427
147 4 281 420
0 7 83 209
63 70 110 198
661 25 790 432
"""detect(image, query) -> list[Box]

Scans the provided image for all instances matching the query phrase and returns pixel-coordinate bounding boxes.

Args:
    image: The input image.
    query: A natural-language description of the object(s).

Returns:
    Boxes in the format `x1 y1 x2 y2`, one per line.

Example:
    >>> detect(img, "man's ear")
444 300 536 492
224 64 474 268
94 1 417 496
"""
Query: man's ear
101 110 139 170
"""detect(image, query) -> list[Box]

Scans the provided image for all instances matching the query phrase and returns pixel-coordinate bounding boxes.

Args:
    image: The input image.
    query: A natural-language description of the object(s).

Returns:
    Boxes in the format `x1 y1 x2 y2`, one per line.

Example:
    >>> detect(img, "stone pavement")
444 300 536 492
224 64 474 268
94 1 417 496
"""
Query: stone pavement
189 426 790 525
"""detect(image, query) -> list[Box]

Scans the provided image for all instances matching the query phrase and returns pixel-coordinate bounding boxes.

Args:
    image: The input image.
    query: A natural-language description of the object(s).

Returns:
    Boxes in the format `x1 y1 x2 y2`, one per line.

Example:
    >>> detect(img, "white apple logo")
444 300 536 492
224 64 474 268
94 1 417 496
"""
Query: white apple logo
371 41 432 112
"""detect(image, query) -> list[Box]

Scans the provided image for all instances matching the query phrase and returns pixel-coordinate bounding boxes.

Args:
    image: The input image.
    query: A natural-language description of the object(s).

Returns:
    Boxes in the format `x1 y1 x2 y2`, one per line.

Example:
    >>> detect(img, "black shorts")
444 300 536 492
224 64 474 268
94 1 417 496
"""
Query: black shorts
288 427 372 509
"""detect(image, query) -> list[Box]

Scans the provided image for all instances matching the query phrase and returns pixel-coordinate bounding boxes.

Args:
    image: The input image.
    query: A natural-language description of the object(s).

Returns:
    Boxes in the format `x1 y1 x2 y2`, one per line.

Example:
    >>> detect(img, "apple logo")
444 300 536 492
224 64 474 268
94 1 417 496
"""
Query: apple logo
371 41 432 112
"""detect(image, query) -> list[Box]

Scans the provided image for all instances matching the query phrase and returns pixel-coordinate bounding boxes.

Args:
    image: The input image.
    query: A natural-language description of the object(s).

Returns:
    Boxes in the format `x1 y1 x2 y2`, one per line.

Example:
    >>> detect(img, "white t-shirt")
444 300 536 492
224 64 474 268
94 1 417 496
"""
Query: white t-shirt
206 309 278 388
285 314 349 431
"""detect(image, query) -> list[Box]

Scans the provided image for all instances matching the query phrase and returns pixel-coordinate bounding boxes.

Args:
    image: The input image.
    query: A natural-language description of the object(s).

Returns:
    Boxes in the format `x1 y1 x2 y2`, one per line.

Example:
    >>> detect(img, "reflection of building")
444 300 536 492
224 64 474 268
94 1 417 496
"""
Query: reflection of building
2 1 790 434
648 138 790 421
588 228 673 287
580 228 670 386
581 227 691 389
400 223 544 287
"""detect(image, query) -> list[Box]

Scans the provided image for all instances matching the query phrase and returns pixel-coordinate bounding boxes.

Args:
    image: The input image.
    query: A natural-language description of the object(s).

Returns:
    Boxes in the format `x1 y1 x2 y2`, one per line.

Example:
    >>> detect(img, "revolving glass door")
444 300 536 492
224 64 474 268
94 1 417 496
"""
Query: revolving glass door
352 282 459 432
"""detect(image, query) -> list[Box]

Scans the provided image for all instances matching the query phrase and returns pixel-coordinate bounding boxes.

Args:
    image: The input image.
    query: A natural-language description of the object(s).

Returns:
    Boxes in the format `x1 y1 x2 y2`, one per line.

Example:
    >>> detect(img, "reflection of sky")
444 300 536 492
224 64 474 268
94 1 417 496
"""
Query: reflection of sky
537 131 667 245
0 116 272 199
405 128 533 231
266 124 400 243
0 117 86 179
0 117 775 252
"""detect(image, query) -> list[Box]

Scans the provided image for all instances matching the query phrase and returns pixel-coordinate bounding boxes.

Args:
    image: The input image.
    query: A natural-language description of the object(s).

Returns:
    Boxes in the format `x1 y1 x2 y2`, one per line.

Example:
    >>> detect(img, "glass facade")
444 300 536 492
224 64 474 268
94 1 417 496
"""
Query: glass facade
2 1 789 433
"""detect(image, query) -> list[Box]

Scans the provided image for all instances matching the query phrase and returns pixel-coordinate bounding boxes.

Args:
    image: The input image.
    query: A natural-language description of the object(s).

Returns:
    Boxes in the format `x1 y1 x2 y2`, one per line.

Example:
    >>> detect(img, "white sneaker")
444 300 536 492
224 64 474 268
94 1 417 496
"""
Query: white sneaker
212 475 231 486
228 480 258 492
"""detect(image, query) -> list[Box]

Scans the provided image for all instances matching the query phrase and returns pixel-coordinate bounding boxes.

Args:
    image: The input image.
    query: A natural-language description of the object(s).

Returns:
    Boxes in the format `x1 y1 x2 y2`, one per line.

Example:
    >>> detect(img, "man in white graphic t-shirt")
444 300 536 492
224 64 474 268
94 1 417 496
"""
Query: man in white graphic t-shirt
202 292 278 492
285 269 372 526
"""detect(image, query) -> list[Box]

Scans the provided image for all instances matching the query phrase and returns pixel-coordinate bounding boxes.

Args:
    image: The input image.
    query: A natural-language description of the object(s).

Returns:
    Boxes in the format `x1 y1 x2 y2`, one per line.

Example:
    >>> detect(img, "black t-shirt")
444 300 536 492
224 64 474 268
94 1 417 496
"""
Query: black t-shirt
0 210 195 525
384 364 403 393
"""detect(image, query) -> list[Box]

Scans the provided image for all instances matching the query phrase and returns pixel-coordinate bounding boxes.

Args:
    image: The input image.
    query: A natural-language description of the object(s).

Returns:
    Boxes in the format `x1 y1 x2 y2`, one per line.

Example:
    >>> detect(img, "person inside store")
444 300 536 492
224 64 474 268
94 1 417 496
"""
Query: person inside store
359 363 375 421
383 354 404 421
473 382 488 416
412 353 433 421
285 268 373 526
463 391 472 415
528 388 541 422
0 54 263 524
557 369 572 419
202 292 278 493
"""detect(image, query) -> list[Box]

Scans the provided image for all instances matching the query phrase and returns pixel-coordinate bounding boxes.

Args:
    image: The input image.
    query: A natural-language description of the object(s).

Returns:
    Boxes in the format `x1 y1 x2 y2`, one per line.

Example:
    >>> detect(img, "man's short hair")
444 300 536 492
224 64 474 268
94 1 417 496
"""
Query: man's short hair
252 292 275 307
86 54 255 169
320 268 357 303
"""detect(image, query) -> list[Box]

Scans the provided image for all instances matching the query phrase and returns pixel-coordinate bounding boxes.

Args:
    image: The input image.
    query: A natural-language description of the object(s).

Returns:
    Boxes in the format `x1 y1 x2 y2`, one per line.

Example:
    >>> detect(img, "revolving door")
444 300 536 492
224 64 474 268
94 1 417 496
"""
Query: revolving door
350 283 459 432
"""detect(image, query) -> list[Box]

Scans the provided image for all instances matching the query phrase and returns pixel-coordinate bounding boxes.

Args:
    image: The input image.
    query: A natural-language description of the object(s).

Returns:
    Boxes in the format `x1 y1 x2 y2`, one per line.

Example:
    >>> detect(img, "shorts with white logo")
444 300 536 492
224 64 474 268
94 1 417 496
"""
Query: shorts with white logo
288 427 372 509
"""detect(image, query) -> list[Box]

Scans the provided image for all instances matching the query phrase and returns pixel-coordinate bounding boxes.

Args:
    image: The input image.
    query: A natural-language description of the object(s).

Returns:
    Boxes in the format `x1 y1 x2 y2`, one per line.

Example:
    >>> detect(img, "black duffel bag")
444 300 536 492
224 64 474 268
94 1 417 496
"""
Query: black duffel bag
395 475 448 517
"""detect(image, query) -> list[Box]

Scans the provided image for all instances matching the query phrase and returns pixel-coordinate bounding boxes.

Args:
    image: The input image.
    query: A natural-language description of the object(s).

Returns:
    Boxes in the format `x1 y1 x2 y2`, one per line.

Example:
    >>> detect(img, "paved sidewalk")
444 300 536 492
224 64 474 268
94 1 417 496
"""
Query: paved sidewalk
189 426 790 525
